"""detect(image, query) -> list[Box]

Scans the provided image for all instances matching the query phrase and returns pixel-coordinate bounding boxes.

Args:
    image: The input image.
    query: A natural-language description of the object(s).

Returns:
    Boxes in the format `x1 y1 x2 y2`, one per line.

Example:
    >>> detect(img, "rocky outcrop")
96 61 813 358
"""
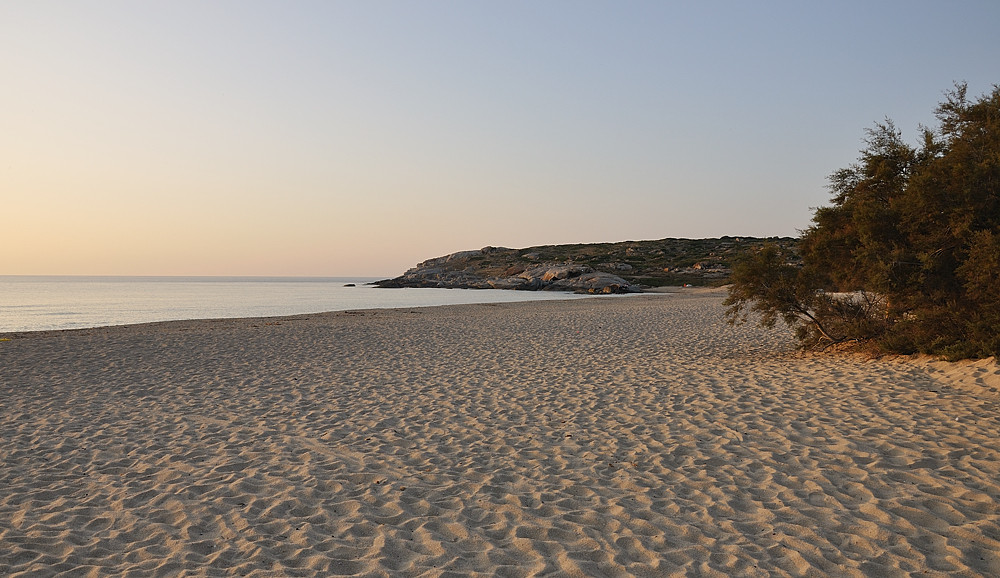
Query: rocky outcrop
373 236 798 291
376 248 640 294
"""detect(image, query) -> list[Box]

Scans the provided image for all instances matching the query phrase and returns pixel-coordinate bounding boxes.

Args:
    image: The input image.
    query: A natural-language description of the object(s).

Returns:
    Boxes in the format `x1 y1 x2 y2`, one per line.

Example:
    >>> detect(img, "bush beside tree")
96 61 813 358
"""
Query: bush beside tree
725 83 1000 359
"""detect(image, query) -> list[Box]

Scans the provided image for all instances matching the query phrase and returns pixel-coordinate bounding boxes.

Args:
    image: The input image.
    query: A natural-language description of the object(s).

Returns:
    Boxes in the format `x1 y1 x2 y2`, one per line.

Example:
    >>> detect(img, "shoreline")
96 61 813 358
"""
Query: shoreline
0 285 723 339
2 294 998 576
0 291 628 340
0 278 616 336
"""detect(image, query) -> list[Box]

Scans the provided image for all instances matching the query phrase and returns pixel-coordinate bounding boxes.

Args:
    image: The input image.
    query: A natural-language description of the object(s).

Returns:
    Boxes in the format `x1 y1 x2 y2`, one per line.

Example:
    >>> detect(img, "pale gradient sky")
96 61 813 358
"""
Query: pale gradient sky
2 1 998 276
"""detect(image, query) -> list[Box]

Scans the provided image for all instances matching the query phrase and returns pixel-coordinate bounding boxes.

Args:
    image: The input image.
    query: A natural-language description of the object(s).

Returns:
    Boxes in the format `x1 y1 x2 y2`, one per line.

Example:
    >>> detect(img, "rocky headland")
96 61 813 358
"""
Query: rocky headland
376 236 798 293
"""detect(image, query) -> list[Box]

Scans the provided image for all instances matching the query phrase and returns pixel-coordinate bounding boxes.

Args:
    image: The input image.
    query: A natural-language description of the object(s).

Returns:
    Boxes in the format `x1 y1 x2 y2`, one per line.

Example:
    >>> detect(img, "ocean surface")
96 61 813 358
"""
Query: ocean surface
0 276 593 333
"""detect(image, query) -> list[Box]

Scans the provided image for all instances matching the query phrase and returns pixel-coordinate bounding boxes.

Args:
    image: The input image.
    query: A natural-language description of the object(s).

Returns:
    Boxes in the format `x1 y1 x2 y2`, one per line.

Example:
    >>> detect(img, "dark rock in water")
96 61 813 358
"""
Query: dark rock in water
343 283 356 287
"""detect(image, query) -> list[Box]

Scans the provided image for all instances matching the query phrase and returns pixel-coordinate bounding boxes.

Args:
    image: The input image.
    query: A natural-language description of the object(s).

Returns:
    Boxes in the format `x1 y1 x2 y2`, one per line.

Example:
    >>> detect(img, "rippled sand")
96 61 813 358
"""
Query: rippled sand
2 290 998 576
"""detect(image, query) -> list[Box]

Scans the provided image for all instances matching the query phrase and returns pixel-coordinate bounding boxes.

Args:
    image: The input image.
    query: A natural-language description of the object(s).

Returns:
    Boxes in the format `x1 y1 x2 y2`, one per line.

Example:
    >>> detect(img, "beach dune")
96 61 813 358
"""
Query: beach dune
1 291 998 576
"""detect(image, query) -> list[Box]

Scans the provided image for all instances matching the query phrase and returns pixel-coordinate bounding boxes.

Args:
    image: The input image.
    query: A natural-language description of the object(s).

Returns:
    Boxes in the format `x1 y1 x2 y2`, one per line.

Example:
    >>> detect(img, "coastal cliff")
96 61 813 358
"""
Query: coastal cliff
376 237 798 293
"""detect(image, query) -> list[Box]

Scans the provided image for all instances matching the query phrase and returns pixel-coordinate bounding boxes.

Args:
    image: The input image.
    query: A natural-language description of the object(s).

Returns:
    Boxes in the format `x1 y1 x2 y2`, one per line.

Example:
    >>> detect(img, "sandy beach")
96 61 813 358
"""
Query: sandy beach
1 290 998 577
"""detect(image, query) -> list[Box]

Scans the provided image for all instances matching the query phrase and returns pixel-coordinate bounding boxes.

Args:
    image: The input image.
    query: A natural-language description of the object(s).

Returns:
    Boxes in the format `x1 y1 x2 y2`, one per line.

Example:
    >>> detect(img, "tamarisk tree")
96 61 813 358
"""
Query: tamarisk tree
725 83 1000 359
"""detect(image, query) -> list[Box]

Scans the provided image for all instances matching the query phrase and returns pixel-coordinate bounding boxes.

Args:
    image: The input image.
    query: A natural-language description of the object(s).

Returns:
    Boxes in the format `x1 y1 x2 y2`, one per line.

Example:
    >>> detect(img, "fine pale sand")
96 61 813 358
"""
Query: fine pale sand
2 290 999 577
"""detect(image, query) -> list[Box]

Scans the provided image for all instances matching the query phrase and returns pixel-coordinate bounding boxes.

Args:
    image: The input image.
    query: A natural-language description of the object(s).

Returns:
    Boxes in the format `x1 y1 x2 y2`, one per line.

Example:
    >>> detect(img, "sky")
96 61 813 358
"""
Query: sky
2 1 998 277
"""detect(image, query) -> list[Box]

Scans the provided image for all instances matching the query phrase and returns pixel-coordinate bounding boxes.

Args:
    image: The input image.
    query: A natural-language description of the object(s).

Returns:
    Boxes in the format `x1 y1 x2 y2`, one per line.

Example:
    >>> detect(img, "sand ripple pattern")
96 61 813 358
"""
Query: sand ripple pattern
2 292 999 576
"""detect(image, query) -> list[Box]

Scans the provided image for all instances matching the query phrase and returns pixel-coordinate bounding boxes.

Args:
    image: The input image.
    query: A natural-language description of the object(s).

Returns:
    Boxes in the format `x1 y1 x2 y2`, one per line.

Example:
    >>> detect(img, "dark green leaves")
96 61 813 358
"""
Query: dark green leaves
727 83 1000 359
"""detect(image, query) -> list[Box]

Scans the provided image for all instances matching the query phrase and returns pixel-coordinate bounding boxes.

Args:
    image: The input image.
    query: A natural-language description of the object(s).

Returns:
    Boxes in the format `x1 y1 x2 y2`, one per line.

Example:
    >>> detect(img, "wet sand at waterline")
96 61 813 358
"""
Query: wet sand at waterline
2 289 998 576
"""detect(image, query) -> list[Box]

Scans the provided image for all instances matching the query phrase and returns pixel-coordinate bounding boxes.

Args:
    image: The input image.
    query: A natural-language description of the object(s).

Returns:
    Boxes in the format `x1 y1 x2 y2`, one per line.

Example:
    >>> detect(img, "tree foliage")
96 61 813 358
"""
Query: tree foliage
725 83 1000 359
723 244 887 348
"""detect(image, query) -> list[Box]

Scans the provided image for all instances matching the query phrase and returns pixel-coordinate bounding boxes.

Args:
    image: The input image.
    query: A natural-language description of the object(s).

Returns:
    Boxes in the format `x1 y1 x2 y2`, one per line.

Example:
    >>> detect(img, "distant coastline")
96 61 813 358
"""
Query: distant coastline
376 236 798 292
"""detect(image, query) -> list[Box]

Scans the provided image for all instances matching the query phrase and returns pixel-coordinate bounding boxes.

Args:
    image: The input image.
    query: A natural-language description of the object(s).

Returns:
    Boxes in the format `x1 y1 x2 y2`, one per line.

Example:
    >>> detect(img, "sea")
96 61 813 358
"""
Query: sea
0 276 593 334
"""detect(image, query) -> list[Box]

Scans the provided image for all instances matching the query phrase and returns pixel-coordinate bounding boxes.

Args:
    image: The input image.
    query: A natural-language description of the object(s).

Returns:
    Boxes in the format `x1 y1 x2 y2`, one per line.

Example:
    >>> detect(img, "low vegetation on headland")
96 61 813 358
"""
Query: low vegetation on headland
725 83 999 360
376 236 799 293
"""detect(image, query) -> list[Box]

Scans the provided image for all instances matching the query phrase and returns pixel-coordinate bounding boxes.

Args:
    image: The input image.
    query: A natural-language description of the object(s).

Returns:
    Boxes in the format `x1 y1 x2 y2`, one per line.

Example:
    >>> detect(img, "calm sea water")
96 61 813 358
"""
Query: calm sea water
0 276 591 333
